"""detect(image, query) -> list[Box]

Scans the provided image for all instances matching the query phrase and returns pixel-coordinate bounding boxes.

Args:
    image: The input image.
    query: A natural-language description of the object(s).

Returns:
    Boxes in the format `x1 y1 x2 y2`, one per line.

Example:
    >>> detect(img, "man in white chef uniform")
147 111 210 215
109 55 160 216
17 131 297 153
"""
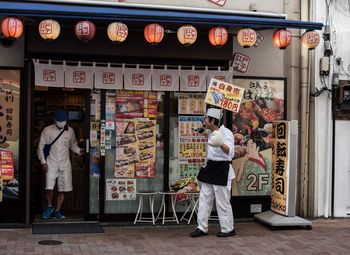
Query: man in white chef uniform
191 108 236 237
37 109 83 220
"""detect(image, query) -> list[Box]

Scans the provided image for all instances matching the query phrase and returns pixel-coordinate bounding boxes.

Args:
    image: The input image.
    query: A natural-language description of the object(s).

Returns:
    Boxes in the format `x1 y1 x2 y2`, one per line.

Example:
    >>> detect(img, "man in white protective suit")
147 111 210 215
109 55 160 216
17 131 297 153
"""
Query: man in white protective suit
191 107 236 237
37 109 83 220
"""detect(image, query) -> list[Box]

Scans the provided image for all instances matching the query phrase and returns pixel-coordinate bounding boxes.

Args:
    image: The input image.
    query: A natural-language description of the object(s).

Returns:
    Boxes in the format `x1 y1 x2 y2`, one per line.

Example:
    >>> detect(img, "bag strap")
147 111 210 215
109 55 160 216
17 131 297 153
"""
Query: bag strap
50 125 67 146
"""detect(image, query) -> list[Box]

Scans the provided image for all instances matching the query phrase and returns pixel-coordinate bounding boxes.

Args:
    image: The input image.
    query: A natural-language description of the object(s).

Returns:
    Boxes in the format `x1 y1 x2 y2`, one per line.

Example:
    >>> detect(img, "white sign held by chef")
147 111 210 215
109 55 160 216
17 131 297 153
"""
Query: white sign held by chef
205 78 245 113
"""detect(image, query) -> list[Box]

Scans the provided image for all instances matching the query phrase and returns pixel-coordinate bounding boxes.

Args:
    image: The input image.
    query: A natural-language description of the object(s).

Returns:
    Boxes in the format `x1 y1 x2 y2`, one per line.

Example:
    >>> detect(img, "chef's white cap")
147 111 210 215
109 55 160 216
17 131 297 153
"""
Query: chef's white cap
206 108 222 120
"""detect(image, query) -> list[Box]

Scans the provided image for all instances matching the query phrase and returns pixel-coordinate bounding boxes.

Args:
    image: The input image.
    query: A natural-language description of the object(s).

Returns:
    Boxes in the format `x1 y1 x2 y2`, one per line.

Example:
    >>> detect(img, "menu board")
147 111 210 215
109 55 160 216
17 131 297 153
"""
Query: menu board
106 178 136 201
178 116 206 178
115 120 156 178
178 93 206 115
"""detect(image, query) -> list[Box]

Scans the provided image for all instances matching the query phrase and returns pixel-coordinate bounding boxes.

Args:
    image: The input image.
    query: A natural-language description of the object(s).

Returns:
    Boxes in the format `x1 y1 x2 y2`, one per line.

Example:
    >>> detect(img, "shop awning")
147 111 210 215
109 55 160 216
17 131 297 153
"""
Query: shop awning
0 1 323 30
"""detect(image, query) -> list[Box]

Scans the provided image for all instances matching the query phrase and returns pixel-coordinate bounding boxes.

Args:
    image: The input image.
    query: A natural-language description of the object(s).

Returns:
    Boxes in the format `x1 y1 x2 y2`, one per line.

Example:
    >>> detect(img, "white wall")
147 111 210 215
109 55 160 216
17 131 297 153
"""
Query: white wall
0 37 24 67
313 0 350 217
43 0 284 13
232 30 284 77
334 121 350 217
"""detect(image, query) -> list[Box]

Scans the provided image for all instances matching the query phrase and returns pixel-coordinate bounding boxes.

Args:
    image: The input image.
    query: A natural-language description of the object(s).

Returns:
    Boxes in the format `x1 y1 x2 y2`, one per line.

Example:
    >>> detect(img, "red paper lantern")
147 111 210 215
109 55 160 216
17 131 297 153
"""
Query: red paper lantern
1 17 23 40
208 27 228 47
301 30 320 49
75 20 96 42
144 23 164 45
272 28 291 49
237 27 257 48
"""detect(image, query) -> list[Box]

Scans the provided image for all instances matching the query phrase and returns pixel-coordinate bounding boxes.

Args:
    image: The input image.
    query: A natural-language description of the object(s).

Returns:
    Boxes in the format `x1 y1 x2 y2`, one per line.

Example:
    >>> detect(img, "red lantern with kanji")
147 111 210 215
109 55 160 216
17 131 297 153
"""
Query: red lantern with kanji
177 25 197 46
237 27 256 48
208 27 228 47
144 23 164 45
272 28 291 49
75 20 96 42
301 30 320 50
1 17 23 40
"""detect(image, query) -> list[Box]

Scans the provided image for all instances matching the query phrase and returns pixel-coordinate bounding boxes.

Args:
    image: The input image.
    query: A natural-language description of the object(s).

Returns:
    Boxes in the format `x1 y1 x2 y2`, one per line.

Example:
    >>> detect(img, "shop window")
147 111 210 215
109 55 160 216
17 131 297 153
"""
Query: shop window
336 80 350 119
0 70 20 204
103 90 164 214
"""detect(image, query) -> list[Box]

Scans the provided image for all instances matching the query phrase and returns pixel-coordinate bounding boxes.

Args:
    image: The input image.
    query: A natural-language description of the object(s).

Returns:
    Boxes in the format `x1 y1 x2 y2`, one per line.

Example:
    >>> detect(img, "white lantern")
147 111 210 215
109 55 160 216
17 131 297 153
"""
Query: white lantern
38 19 60 41
177 25 197 46
107 22 128 43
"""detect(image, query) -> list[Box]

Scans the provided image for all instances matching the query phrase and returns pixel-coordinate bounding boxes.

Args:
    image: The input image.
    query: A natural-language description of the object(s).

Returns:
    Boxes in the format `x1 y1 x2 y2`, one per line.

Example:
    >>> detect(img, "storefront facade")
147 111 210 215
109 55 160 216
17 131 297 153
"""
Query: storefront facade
0 0 322 224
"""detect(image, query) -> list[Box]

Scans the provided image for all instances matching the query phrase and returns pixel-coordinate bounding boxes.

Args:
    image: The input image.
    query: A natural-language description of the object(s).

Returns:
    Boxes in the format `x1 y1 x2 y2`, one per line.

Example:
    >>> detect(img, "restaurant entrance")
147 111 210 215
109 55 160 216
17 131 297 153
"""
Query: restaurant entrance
31 88 90 221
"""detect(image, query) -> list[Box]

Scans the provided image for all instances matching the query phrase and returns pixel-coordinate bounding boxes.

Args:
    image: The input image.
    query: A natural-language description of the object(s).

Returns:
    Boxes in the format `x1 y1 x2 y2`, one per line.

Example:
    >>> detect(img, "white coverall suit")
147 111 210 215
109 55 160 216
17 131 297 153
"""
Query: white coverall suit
197 125 235 233
37 124 81 192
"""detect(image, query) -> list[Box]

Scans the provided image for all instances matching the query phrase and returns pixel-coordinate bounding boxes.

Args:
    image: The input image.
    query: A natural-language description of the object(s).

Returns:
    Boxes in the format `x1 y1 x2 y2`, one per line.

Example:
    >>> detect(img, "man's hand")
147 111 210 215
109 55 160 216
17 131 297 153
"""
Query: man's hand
79 148 85 155
208 130 224 147
42 163 48 173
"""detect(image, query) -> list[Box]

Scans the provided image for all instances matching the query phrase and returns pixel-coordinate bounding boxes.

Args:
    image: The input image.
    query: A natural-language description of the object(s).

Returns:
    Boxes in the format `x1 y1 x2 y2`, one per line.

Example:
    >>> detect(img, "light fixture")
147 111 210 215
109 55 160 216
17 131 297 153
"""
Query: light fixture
38 19 60 41
144 23 164 45
1 17 23 40
208 27 228 47
272 28 291 49
177 25 197 46
75 20 96 42
107 22 128 43
237 27 257 48
301 30 320 50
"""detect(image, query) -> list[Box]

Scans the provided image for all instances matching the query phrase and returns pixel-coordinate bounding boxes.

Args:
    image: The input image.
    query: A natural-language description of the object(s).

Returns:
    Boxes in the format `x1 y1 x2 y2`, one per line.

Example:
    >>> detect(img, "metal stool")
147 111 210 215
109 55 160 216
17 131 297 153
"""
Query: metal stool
180 192 200 224
156 191 179 225
134 191 157 225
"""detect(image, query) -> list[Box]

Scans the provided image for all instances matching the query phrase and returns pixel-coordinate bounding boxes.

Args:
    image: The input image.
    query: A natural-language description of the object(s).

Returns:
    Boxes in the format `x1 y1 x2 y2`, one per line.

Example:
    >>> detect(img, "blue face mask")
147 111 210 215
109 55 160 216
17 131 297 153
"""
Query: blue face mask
55 121 66 129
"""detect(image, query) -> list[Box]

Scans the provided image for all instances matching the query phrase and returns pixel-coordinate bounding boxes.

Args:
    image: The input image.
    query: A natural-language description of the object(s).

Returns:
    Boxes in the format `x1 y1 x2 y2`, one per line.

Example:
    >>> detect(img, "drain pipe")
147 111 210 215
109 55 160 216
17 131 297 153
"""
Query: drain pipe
299 0 310 217
331 72 339 218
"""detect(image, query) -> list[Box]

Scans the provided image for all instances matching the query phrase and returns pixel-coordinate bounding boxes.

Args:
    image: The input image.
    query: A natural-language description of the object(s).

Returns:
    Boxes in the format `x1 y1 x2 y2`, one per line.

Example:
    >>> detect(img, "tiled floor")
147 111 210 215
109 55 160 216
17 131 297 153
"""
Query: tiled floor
0 219 349 255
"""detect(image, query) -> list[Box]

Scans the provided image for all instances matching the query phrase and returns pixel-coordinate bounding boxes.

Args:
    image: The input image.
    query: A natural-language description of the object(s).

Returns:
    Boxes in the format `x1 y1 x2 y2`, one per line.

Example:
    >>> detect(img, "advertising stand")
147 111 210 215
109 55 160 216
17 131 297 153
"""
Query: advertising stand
254 120 312 229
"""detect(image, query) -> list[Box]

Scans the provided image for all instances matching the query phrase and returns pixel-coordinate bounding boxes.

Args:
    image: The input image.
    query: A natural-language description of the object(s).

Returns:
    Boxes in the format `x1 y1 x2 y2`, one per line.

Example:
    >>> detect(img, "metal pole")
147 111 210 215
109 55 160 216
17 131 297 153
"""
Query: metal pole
331 75 338 219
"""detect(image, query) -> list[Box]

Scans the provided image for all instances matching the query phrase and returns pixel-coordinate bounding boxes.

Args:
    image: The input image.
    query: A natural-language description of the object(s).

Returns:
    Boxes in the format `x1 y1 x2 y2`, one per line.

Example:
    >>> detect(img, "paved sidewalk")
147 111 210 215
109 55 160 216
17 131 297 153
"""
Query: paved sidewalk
0 219 349 255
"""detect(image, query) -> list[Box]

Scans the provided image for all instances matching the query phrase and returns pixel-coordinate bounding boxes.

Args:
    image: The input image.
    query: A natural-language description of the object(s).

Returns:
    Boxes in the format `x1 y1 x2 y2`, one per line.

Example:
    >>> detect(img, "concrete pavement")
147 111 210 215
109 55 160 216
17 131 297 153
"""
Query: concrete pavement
0 219 349 255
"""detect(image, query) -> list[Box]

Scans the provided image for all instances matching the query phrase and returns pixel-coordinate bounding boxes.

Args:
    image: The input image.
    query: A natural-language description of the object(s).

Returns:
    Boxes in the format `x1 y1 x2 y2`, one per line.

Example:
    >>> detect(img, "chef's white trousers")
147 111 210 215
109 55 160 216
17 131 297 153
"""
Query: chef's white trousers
197 179 234 233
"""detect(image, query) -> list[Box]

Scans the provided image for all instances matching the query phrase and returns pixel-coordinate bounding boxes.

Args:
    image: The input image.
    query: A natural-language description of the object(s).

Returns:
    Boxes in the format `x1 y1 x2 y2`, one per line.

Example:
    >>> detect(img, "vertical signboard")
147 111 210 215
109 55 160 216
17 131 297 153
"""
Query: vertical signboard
271 120 297 217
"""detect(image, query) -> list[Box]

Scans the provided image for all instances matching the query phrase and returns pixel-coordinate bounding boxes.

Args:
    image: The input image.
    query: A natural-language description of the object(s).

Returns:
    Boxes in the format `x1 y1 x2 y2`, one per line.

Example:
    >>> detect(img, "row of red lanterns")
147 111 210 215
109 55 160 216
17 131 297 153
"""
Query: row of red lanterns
1 17 320 49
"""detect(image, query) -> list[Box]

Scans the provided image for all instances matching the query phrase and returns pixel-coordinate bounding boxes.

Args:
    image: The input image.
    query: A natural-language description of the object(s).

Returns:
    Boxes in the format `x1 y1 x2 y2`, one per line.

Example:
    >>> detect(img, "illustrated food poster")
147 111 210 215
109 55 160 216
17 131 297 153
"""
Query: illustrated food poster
106 178 136 201
231 78 285 196
116 90 157 118
177 116 206 180
115 119 156 178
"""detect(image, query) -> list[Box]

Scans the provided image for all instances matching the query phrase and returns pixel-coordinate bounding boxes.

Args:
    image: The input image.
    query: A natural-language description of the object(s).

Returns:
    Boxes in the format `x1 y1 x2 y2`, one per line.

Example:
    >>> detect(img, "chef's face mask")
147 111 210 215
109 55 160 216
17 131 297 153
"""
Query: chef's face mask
55 121 67 129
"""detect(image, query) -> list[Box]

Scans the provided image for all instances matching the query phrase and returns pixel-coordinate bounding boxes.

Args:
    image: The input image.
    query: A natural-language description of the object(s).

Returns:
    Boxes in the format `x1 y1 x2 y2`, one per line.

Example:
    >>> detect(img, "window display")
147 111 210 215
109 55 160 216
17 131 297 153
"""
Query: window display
104 90 164 214
0 70 20 202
